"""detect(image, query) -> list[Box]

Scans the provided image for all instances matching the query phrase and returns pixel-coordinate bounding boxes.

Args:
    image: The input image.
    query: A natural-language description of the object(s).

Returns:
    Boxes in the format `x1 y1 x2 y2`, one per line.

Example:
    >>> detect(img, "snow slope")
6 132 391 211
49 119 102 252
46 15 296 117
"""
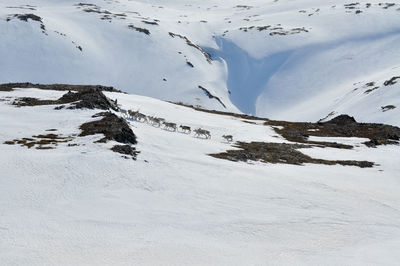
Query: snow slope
1 87 400 265
1 0 400 124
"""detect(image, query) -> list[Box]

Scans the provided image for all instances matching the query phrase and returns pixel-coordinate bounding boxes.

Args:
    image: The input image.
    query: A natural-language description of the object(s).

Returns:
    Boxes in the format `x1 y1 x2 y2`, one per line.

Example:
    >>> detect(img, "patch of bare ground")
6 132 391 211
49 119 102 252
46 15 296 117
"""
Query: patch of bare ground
265 115 400 148
79 112 139 159
0 83 121 92
3 134 73 150
12 88 119 110
210 142 374 168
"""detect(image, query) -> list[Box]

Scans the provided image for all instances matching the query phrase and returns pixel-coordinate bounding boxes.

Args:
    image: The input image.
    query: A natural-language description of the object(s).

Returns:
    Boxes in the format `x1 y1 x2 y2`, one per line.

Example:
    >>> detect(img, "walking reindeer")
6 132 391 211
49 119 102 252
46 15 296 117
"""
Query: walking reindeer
128 110 147 122
179 125 191 134
119 109 129 119
163 122 177 131
194 128 211 139
148 116 163 127
121 108 218 141
222 135 233 142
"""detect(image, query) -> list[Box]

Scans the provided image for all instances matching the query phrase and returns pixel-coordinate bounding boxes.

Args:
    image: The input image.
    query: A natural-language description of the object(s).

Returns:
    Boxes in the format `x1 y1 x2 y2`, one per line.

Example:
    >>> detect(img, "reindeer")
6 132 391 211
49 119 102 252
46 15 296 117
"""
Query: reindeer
194 128 211 139
163 122 177 131
127 110 147 122
119 108 129 119
148 116 162 127
135 113 148 122
222 135 233 142
179 125 191 134
128 109 137 119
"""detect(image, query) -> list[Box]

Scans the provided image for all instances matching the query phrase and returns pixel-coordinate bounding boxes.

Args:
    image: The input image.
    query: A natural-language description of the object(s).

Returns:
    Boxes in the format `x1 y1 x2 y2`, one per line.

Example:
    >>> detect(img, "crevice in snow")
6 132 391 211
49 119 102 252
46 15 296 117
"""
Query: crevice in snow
203 37 292 115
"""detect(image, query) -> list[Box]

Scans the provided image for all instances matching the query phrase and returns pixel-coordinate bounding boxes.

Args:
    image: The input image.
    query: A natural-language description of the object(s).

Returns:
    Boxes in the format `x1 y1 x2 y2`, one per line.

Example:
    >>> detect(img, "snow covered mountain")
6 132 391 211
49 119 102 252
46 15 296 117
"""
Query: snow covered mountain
1 1 400 265
1 85 400 265
1 0 400 124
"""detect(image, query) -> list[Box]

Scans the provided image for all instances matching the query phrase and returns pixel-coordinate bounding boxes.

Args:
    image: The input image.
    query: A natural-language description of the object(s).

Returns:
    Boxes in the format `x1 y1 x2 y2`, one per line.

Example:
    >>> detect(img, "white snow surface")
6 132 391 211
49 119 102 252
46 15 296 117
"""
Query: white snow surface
1 88 400 265
1 0 400 124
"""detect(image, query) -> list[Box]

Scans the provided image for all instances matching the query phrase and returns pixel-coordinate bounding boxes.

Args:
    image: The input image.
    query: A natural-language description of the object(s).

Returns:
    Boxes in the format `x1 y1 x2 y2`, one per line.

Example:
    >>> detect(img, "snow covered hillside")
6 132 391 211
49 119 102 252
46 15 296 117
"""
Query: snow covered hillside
1 85 400 265
1 0 400 124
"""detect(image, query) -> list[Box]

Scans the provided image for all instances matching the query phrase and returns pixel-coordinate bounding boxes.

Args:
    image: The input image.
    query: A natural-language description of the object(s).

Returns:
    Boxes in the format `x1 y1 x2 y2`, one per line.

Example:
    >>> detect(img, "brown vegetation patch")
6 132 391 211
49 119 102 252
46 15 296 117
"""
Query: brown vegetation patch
0 83 120 92
265 115 400 148
3 134 73 149
210 142 374 168
172 103 399 149
12 88 119 110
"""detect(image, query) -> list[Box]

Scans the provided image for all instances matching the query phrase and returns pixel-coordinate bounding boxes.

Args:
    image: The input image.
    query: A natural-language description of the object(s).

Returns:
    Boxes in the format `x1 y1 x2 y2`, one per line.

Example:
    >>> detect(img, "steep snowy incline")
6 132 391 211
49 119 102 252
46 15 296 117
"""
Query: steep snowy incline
1 87 400 265
0 0 235 112
1 0 400 124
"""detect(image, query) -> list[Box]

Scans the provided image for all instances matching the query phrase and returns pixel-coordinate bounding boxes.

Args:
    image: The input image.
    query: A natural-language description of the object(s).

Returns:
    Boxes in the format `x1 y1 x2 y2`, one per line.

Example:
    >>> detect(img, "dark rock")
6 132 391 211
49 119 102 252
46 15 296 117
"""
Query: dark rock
0 83 120 92
324 115 357 126
384 76 400 86
111 145 139 160
381 105 396 112
14 13 42 22
60 88 119 110
198 85 226 108
13 88 119 111
265 114 400 148
128 24 150 35
79 112 137 144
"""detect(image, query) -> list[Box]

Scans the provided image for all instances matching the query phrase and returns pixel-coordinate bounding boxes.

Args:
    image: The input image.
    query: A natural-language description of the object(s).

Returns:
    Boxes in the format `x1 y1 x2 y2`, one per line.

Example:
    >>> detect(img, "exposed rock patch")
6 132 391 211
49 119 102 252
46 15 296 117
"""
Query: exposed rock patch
265 115 400 148
79 112 138 159
384 76 400 86
198 85 226 108
79 112 137 144
13 88 119 111
169 32 212 63
211 142 374 168
111 145 139 160
0 83 120 93
75 3 127 22
142 20 158 25
172 103 399 150
6 13 46 34
239 24 309 36
381 105 396 112
128 24 150 35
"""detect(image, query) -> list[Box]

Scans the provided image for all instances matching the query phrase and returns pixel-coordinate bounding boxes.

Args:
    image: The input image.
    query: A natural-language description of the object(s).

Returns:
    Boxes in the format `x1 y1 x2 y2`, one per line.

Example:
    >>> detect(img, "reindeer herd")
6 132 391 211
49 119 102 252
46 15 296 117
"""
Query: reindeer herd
119 108 233 142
